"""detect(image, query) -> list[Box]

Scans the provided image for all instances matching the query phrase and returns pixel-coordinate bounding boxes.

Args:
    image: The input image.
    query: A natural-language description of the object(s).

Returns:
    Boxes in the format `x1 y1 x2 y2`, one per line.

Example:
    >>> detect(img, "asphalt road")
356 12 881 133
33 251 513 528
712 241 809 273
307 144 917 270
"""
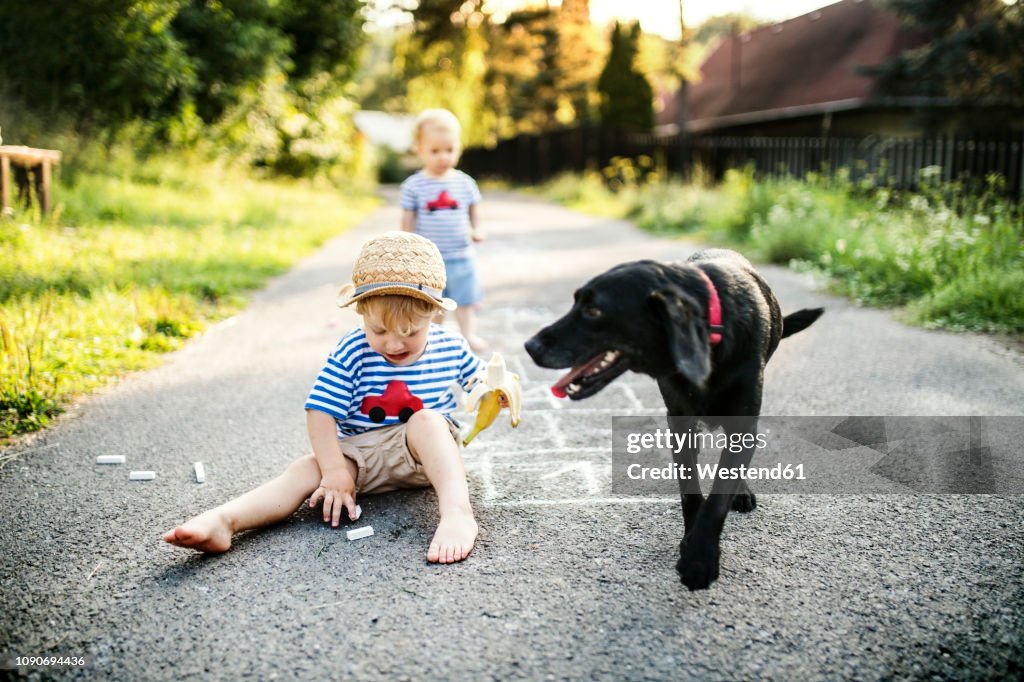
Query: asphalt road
2 189 1022 681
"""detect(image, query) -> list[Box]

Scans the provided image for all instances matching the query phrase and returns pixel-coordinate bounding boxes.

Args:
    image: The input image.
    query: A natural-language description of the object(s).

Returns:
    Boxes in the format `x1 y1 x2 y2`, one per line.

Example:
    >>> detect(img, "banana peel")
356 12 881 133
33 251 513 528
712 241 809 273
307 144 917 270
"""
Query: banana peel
462 352 522 446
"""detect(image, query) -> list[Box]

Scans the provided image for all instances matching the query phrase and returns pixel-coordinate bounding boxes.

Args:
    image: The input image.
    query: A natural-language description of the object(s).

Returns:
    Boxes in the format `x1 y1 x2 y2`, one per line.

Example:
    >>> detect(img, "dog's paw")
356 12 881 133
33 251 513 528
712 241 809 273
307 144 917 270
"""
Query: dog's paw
731 486 757 513
676 538 720 591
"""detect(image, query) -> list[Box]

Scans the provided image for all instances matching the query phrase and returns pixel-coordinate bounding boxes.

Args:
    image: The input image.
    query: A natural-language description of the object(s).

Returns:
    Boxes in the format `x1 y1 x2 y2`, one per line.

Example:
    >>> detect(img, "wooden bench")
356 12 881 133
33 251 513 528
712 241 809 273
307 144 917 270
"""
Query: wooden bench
0 145 62 214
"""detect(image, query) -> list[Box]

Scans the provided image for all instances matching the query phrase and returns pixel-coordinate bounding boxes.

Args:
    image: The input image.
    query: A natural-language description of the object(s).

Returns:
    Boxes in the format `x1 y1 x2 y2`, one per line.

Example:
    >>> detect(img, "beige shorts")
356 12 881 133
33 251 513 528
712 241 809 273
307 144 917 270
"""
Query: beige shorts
339 419 461 494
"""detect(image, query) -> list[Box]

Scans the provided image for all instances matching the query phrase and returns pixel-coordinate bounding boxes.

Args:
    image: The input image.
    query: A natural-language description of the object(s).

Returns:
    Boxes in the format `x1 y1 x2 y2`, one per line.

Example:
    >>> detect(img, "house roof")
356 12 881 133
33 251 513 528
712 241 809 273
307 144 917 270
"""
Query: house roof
662 0 926 133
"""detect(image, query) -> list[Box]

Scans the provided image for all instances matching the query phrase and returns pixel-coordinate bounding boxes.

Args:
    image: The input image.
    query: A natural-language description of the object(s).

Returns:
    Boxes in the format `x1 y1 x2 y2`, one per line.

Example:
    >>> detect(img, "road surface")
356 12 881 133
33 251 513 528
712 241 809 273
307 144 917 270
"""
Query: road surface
2 189 1021 680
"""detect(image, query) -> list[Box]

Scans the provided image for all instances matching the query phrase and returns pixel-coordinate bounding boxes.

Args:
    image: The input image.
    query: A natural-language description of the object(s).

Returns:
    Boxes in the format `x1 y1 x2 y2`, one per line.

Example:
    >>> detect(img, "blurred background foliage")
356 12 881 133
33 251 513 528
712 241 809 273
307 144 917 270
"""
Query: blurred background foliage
863 0 1024 107
357 0 708 146
0 0 368 176
0 0 750 169
3 1 1022 172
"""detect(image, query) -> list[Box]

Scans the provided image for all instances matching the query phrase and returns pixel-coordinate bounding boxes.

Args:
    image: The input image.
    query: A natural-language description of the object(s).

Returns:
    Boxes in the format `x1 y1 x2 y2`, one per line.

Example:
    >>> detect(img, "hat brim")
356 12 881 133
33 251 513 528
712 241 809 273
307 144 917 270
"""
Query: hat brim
336 283 457 312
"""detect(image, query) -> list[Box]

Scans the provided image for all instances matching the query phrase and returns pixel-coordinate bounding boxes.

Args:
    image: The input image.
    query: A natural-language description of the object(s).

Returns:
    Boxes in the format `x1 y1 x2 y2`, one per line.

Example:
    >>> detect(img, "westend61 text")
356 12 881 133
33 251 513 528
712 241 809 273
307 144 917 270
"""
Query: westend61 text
625 428 768 455
626 462 806 482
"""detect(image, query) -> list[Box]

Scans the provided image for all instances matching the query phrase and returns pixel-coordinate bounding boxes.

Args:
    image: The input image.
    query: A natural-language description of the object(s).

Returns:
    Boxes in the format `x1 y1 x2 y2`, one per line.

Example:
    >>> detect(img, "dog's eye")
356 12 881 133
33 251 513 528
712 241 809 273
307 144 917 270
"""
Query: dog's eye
583 307 603 320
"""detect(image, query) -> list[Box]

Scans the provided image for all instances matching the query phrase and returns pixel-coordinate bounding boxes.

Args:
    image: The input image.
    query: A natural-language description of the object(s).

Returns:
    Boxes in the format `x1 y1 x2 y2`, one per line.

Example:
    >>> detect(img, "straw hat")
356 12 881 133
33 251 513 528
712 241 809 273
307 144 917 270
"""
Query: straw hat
336 232 457 311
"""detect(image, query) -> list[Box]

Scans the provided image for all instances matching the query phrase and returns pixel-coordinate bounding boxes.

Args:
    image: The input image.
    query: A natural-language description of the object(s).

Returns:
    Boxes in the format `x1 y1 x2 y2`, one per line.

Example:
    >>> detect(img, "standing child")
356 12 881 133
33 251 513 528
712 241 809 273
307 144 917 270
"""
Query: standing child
400 108 488 352
164 232 483 564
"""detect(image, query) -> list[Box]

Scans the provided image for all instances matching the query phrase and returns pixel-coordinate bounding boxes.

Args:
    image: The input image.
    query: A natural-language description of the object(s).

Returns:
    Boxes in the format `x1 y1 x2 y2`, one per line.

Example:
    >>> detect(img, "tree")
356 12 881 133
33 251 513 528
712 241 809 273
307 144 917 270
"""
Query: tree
692 13 759 47
553 16 603 127
355 28 410 113
484 5 602 135
171 0 365 123
597 22 654 131
0 0 193 124
0 0 366 128
485 8 561 134
280 0 365 82
863 0 1024 106
170 0 290 123
394 1 492 146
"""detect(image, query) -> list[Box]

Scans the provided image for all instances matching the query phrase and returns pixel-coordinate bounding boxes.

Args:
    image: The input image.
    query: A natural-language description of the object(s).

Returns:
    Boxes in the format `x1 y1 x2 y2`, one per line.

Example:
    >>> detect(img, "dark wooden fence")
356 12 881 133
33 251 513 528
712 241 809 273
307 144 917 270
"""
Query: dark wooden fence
459 128 1024 198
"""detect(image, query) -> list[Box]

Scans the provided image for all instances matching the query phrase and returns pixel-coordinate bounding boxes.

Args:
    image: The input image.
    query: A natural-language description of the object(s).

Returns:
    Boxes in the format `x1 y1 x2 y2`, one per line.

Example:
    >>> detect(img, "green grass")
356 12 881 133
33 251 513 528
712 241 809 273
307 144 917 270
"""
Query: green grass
539 164 1024 335
1 157 378 438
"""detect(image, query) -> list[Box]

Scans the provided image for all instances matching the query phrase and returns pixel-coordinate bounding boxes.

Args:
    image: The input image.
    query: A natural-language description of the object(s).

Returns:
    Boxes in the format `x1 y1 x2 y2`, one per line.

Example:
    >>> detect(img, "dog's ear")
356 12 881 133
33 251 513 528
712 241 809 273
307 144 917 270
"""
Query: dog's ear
649 288 711 387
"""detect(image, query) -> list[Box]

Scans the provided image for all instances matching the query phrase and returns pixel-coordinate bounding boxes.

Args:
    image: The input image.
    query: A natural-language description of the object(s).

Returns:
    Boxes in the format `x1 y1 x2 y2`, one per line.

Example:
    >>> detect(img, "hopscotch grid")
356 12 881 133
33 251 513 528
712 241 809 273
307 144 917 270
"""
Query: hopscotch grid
470 461 612 471
475 450 499 501
469 306 671 505
539 461 602 494
537 411 567 450
465 460 611 501
506 354 534 384
618 383 646 410
464 447 610 457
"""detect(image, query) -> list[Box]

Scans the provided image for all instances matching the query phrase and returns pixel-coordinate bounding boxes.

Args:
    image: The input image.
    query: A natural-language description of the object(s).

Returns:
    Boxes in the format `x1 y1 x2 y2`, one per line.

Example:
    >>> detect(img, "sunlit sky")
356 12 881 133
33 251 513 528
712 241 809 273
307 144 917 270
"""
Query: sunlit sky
365 0 845 38
587 0 843 39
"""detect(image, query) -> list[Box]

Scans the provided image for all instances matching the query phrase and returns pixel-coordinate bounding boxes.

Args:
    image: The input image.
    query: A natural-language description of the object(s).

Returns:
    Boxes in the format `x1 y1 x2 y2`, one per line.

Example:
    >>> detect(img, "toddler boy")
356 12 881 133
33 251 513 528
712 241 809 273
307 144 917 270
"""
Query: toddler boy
400 108 488 352
164 232 483 563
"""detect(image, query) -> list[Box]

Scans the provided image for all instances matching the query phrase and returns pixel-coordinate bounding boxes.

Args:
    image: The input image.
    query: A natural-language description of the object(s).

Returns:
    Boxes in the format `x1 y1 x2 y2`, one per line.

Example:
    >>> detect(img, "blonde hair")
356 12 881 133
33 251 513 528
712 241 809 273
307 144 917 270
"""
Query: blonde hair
413 108 462 148
356 295 437 335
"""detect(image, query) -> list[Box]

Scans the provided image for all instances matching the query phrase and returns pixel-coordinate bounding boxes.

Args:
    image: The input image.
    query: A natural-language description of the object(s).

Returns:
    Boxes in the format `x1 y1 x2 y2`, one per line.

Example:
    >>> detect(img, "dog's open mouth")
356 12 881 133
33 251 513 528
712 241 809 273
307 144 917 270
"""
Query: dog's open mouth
551 350 628 400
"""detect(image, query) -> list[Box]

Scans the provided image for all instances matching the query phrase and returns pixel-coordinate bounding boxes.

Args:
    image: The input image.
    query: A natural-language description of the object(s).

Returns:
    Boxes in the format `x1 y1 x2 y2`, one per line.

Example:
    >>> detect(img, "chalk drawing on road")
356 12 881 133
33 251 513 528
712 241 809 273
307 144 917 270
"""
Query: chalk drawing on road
540 462 601 495
538 411 567 449
460 305 674 507
619 383 645 410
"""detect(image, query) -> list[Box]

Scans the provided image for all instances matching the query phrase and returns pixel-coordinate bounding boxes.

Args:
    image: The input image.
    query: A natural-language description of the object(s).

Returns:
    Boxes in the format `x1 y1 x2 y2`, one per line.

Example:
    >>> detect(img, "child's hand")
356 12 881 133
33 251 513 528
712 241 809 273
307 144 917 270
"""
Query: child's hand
471 229 486 243
309 468 358 527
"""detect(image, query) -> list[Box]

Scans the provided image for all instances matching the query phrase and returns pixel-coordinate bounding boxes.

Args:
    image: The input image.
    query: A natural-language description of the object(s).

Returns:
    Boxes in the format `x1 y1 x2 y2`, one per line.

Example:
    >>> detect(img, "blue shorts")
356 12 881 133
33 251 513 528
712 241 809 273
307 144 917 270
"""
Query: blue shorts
443 257 484 307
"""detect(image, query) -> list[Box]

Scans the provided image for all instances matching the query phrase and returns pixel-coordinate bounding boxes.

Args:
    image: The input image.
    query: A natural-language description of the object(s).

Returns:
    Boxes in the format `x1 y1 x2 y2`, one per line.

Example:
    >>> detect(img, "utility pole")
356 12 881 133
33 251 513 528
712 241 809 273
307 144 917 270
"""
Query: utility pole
676 0 689 178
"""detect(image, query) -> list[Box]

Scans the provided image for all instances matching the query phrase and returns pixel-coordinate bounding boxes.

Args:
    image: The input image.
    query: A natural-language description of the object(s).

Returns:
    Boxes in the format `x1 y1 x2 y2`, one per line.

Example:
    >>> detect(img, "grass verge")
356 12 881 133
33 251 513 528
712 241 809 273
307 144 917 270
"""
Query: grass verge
538 163 1024 335
1 157 378 438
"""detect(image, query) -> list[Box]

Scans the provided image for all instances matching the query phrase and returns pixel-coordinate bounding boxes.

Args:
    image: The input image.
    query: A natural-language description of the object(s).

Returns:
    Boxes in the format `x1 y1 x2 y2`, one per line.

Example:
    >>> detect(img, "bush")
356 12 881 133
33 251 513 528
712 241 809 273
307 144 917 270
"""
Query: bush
541 166 1024 334
909 268 1024 332
0 154 378 438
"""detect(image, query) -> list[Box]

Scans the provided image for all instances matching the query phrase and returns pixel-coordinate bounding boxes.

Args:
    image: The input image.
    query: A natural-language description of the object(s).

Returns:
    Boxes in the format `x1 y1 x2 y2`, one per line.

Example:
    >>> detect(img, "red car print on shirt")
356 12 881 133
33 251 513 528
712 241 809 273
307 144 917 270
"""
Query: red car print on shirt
426 190 459 212
360 380 424 423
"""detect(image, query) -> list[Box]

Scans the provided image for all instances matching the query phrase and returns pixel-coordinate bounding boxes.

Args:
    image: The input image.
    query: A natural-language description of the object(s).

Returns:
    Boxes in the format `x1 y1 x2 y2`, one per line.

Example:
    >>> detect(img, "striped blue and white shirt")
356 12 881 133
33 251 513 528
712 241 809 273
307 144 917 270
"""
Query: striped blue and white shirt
305 325 484 437
399 169 481 260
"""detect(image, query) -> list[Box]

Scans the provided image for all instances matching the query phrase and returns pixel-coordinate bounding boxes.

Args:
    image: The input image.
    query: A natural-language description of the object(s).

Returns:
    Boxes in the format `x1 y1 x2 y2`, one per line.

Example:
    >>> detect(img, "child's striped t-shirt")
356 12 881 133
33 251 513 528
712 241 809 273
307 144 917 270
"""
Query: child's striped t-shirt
399 169 481 260
305 325 483 437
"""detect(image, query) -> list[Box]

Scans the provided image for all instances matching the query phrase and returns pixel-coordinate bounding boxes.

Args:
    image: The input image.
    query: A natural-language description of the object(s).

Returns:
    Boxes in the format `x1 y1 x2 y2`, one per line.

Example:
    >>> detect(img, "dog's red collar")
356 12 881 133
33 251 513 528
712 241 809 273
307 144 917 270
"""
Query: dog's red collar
697 270 724 345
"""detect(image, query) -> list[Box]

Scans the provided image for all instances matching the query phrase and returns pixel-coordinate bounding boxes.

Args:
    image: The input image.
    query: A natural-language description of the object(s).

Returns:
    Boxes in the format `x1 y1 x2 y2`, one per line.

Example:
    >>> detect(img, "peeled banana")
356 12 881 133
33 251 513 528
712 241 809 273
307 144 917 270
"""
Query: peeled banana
462 352 522 446
462 391 503 446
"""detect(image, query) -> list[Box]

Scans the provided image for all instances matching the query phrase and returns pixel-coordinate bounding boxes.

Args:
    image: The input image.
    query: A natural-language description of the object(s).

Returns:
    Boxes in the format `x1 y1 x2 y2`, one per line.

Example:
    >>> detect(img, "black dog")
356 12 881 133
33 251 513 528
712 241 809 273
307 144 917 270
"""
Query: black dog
525 249 823 590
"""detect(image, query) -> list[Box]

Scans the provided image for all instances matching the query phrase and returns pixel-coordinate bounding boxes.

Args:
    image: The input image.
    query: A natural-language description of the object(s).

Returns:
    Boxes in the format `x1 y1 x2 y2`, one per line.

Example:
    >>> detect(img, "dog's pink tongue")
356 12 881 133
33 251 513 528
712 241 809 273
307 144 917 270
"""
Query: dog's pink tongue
551 368 582 399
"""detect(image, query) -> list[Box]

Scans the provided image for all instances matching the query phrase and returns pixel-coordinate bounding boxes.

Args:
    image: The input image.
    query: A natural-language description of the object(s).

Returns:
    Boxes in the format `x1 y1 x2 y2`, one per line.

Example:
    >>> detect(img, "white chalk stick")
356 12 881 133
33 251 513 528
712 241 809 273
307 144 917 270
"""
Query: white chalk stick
193 462 206 484
96 455 126 465
346 526 374 541
354 504 362 520
129 471 156 481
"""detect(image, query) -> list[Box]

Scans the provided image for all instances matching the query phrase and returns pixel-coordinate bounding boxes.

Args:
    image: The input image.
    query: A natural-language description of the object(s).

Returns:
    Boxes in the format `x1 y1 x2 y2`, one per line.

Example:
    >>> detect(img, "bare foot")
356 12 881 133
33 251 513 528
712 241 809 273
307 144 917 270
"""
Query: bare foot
162 510 233 553
427 510 478 564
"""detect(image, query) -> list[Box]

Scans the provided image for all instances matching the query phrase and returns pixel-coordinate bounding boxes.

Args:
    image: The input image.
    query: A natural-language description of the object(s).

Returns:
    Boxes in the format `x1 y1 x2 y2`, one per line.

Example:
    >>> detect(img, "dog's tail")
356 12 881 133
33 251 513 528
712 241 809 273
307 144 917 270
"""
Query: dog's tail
781 308 824 338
